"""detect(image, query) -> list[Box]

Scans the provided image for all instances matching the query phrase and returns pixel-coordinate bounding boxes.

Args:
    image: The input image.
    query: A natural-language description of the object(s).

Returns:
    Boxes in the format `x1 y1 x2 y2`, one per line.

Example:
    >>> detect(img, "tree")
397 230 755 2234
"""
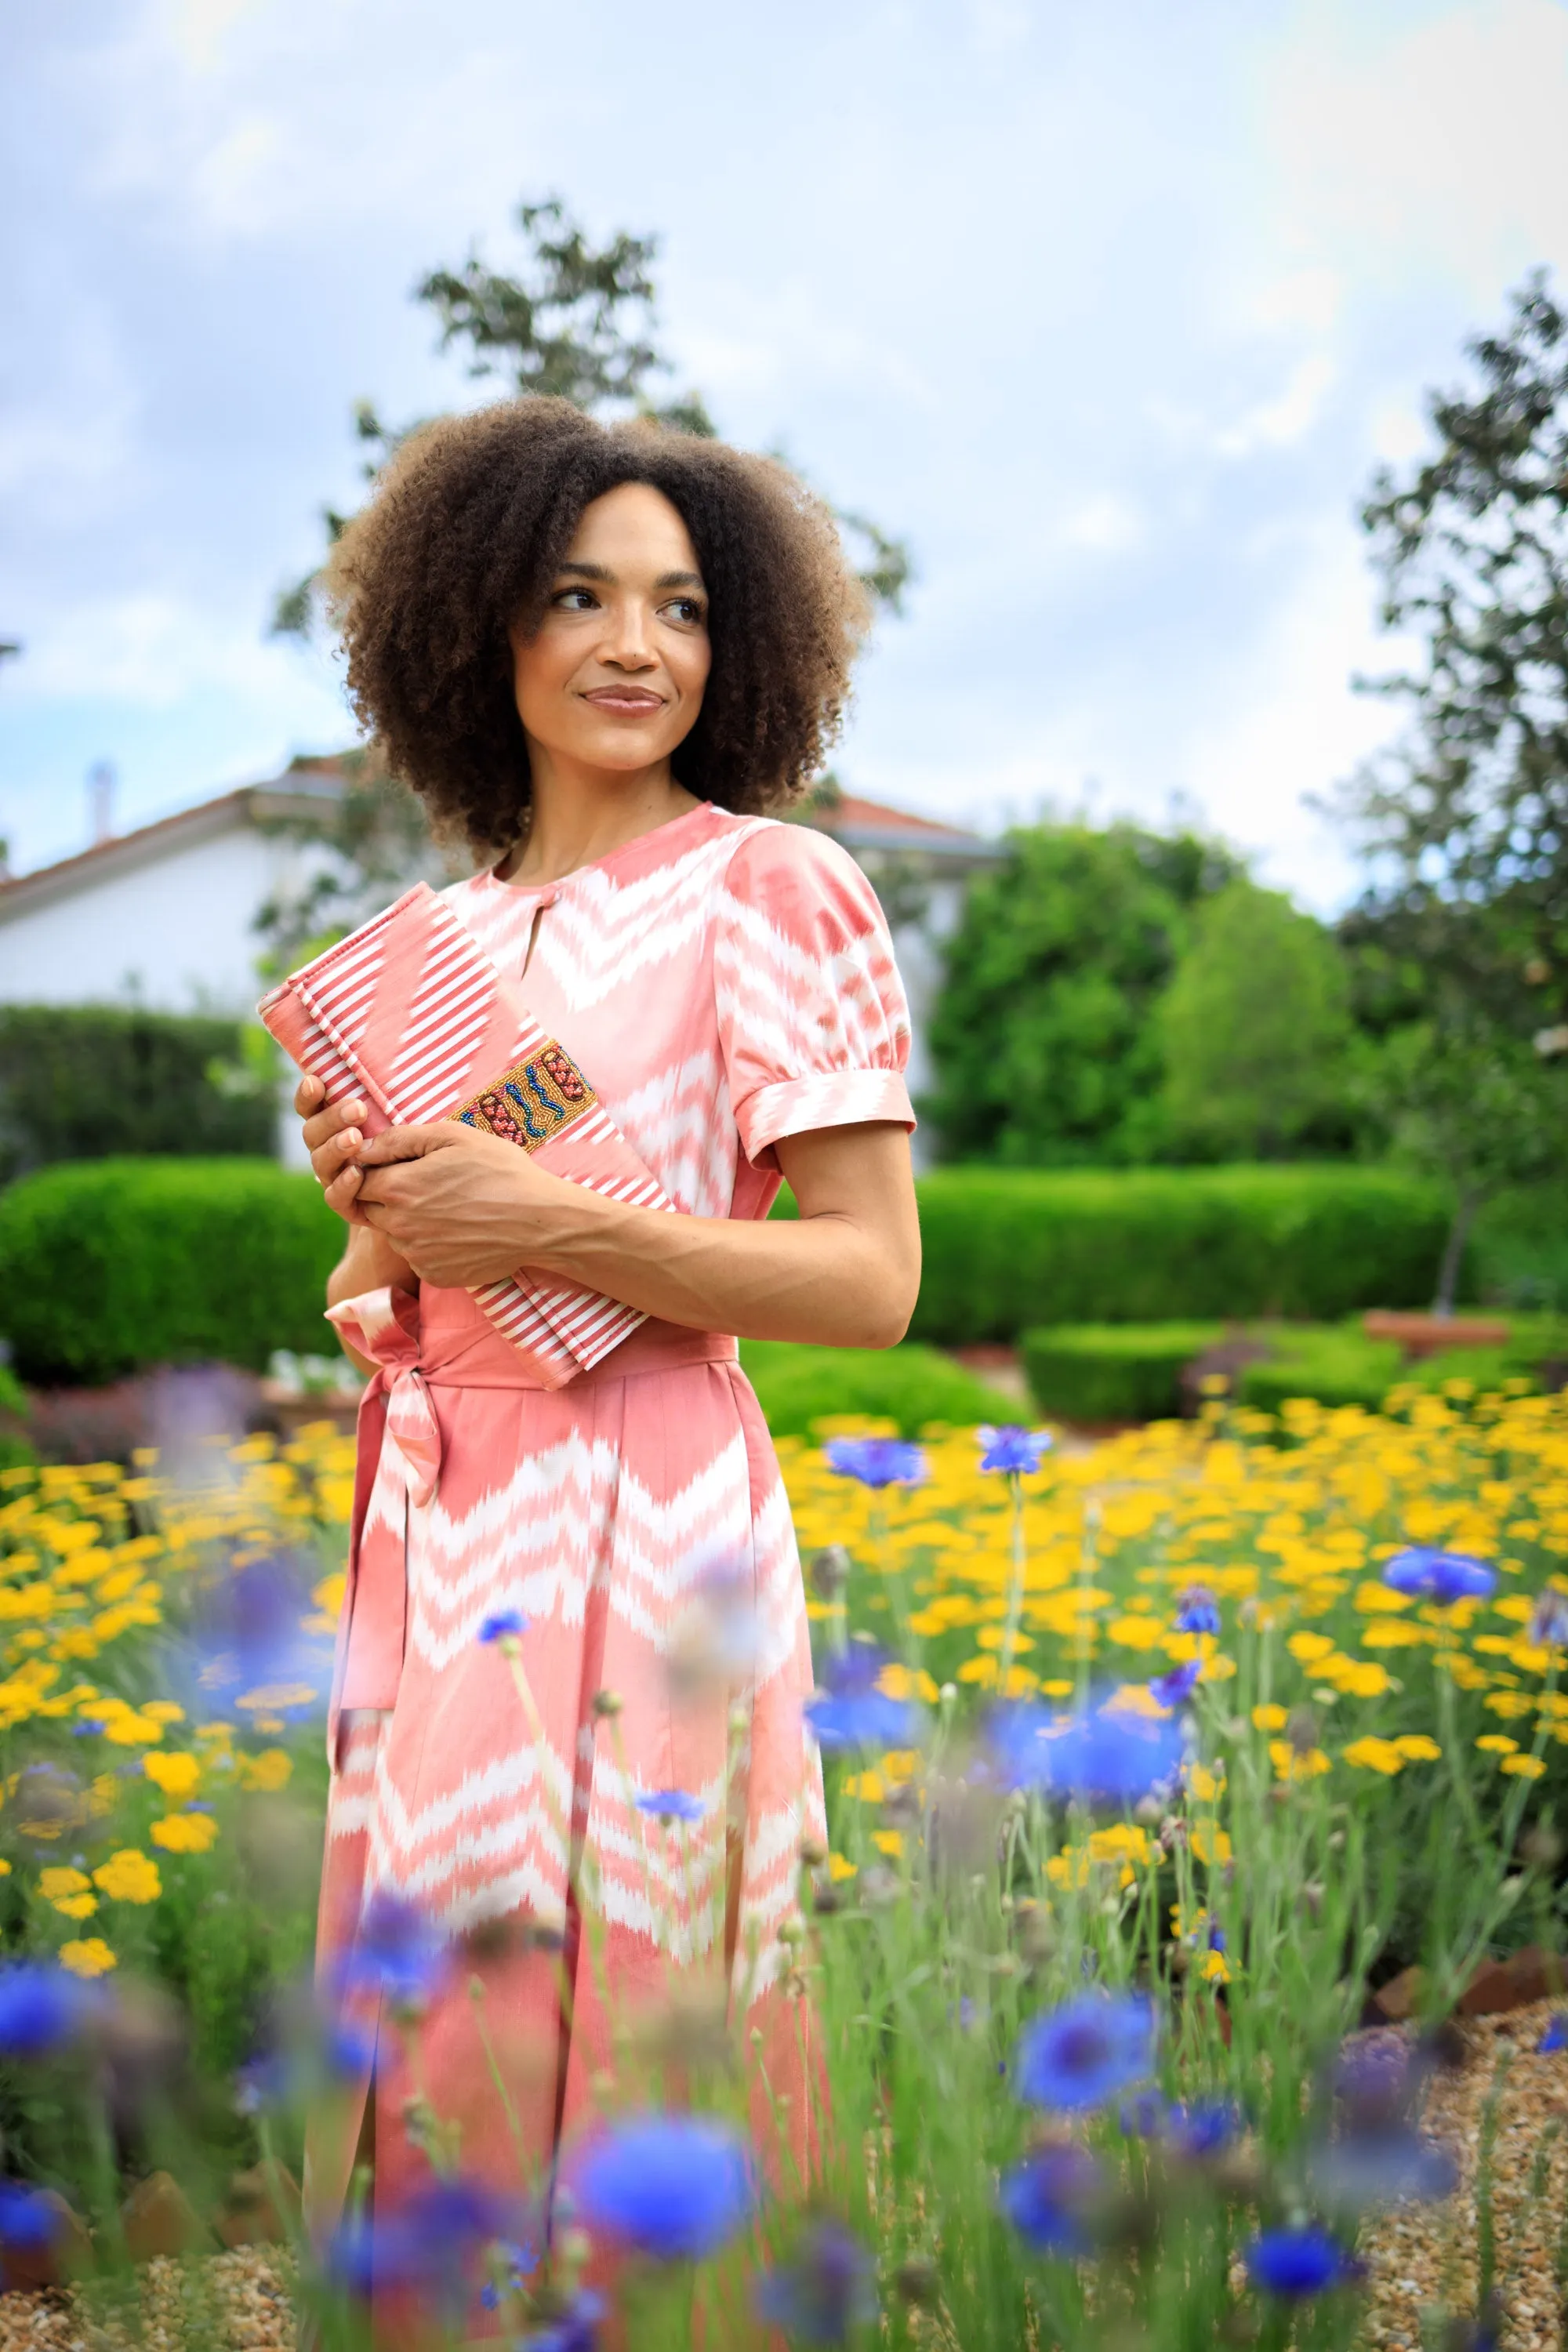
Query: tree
274 193 909 635
924 822 1236 1166
1344 270 1568 1035
1156 879 1358 1160
1335 273 1568 1301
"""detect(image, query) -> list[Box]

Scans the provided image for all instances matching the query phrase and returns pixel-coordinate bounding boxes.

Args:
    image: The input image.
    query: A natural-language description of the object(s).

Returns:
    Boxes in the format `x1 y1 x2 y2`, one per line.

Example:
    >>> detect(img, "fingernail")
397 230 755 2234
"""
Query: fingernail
343 1131 361 1149
346 1100 365 1120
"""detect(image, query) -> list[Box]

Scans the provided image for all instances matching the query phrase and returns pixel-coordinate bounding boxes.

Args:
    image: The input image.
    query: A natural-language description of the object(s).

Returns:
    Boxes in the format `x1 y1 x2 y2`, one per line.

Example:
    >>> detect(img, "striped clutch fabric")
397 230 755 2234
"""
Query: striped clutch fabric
258 883 670 1385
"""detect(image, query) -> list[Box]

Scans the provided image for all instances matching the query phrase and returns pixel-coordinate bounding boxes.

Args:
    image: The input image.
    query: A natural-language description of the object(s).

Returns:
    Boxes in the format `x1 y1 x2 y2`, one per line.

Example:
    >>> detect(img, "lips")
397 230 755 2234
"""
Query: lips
583 688 665 712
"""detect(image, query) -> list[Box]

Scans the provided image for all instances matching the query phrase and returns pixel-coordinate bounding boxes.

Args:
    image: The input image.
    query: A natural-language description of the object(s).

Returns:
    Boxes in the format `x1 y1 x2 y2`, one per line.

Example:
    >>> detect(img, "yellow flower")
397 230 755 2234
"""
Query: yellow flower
826 1853 857 1882
1499 1754 1546 1779
238 1748 293 1793
1106 1614 1166 1649
149 1812 219 1853
1342 1737 1405 1776
60 1938 116 1978
1187 1763 1225 1802
1200 1948 1231 1984
1392 1734 1441 1761
1475 1734 1519 1755
1190 1822 1232 1868
871 1830 905 1858
877 1663 940 1703
1287 1632 1335 1663
1269 1740 1330 1783
143 1751 201 1799
1251 1704 1287 1732
92 1849 162 1904
1319 1657 1392 1699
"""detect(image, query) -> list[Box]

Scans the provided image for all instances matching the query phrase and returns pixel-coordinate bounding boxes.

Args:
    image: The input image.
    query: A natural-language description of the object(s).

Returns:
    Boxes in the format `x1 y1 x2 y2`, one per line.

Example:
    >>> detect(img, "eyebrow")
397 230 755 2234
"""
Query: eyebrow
555 561 706 592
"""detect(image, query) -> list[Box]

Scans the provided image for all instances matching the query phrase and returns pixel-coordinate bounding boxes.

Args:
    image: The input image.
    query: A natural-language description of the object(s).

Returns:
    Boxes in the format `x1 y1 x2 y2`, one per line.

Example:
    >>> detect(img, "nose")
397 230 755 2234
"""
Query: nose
602 593 658 670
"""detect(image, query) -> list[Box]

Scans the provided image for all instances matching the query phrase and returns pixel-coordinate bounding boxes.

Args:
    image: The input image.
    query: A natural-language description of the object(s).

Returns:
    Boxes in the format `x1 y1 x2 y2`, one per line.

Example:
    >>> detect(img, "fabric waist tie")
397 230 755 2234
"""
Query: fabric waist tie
320 1285 739 1751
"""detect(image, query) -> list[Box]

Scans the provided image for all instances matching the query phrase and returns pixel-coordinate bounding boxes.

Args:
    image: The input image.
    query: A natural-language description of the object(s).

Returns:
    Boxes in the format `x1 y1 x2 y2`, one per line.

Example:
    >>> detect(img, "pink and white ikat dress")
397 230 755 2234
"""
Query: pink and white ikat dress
307 800 915 2251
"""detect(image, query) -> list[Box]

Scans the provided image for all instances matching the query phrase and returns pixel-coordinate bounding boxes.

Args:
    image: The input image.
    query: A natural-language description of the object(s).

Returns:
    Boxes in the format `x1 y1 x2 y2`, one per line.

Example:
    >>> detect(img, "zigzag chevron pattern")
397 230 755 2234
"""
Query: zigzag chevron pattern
309 802 906 2259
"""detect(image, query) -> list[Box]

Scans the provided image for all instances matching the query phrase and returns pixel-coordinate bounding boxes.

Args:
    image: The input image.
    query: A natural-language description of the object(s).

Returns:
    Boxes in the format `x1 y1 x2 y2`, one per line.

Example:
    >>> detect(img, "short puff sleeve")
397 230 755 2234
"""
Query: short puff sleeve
715 822 915 1169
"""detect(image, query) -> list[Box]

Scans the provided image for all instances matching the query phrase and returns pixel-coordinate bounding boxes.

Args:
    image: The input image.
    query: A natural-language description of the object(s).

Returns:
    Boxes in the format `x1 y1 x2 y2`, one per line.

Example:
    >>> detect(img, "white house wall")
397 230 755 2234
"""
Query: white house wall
0 829 291 1015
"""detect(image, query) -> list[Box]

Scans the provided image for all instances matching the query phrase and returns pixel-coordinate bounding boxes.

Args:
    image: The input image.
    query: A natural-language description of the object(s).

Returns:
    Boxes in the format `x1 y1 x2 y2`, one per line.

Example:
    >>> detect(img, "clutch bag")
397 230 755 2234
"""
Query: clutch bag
258 882 670 1385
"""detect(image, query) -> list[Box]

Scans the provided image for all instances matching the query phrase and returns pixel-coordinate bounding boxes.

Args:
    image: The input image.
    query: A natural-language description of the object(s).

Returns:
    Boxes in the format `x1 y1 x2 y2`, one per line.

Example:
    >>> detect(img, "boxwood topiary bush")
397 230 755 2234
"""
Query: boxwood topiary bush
738 1340 1018 1439
0 1159 344 1385
903 1165 1456 1345
1236 1328 1405 1416
1021 1324 1225 1423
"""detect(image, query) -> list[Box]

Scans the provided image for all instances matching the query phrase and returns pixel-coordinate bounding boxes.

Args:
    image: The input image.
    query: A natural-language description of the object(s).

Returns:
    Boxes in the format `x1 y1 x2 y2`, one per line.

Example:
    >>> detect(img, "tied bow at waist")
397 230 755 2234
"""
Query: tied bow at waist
321 1284 739 1751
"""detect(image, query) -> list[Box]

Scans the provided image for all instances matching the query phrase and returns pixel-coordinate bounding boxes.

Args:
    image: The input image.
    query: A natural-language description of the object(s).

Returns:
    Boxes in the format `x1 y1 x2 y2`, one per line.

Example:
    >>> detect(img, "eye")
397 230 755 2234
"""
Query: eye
663 596 707 626
553 586 599 612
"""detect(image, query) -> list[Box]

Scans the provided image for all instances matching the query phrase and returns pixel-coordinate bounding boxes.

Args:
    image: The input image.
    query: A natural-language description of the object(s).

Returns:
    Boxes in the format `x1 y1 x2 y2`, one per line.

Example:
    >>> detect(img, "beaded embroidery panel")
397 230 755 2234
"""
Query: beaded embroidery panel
448 1044 597 1151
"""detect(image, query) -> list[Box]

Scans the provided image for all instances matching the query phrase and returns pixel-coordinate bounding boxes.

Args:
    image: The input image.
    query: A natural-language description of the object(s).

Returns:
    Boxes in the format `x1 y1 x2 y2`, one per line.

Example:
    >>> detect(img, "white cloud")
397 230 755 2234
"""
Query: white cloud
1213 352 1338 459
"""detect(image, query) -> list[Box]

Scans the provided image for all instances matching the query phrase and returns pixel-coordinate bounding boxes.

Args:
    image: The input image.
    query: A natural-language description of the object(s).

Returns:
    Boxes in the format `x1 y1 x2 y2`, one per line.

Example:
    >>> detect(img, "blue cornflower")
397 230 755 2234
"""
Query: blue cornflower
997 2144 1103 2252
636 1790 704 1824
992 1695 1182 1804
329 2177 517 2302
1243 2225 1359 2298
1149 1657 1202 1710
575 2115 753 2261
478 1610 529 1644
822 1437 927 1490
528 2289 605 2352
1171 2100 1243 2159
755 2219 877 2342
0 2183 60 2253
1174 1587 1221 1636
1307 2127 1457 2211
1013 1992 1156 2112
978 1425 1054 1476
1530 1588 1568 1648
0 1962 98 2058
1382 1548 1497 1605
1540 2013 1568 2053
804 1646 913 1753
334 1893 449 2010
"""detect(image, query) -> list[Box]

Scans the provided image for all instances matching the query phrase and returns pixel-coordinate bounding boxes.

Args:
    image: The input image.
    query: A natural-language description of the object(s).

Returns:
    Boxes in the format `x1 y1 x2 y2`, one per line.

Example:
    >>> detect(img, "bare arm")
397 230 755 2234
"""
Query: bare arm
314 1110 919 1351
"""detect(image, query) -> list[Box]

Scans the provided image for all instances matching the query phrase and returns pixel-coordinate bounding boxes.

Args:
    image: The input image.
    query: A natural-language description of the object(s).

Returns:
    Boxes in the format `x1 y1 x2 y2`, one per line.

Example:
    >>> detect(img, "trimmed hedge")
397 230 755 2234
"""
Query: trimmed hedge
0 1006 274 1181
906 1166 1457 1345
1022 1324 1224 1423
739 1339 1018 1440
1236 1330 1405 1416
0 1159 343 1385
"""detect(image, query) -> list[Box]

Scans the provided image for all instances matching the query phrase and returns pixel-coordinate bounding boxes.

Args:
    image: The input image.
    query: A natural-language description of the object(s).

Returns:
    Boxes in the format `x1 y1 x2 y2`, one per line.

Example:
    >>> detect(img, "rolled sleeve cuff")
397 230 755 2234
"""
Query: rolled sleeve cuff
736 1069 916 1167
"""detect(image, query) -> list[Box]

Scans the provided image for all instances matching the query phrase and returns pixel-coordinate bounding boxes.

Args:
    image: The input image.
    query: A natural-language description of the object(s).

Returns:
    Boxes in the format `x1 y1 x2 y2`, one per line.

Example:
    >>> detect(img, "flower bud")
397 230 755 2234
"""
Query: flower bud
808 1544 852 1601
591 1688 623 1719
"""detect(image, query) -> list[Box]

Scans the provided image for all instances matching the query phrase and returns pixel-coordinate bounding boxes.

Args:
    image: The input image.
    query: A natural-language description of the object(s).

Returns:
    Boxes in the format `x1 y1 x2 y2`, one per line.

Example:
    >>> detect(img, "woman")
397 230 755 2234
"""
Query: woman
296 399 920 2289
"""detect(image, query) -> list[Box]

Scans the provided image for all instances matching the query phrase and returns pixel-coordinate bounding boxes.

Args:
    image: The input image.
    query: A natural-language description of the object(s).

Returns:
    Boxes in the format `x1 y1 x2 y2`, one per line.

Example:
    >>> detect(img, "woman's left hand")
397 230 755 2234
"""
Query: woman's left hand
352 1125 568 1287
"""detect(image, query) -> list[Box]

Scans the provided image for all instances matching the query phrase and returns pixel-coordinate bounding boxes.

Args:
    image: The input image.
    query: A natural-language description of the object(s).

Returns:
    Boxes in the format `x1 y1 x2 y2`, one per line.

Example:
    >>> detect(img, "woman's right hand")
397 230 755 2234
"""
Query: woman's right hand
296 1073 373 1221
297 1076 417 1307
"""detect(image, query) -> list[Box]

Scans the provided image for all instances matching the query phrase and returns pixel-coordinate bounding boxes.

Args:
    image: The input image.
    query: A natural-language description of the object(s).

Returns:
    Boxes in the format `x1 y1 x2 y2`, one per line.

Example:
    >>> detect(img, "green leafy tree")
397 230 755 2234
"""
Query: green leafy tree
252 749 448 973
274 193 909 635
1156 878 1359 1160
924 822 1236 1166
1334 272 1568 1299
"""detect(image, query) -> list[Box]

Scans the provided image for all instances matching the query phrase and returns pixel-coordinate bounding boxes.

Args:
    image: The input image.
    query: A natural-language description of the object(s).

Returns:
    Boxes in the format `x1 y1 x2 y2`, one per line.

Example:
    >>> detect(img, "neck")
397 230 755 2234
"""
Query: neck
499 750 700 886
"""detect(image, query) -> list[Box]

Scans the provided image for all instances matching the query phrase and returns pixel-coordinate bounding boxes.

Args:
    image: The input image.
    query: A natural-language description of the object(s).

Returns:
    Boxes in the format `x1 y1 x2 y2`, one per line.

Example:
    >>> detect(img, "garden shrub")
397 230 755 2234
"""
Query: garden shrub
0 1005 275 1181
906 1164 1457 1344
1236 1327 1405 1414
738 1339 1017 1439
0 1159 343 1385
1020 1323 1224 1422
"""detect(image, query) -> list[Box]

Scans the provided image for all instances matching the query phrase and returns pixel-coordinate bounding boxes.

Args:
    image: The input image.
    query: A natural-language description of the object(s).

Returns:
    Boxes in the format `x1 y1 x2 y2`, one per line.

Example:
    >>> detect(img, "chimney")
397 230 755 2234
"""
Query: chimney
88 760 116 845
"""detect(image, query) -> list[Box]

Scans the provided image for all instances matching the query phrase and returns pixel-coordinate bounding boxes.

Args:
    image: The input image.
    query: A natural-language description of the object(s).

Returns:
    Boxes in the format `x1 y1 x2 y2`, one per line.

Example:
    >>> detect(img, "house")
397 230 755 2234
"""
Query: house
0 757 1000 1160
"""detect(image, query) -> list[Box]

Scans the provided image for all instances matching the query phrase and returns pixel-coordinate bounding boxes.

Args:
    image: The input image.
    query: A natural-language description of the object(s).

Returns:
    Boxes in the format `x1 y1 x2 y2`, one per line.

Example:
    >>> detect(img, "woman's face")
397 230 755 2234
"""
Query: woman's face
509 481 711 779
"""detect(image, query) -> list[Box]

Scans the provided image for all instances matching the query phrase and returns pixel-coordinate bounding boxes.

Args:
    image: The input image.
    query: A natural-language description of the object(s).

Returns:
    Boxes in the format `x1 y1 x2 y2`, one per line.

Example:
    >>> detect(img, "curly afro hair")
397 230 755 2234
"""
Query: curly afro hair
323 398 873 856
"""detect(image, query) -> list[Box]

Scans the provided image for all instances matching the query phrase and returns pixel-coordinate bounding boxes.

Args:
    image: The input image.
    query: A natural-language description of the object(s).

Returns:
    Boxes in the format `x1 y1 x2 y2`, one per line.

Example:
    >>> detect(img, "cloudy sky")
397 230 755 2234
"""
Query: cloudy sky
5 0 1568 902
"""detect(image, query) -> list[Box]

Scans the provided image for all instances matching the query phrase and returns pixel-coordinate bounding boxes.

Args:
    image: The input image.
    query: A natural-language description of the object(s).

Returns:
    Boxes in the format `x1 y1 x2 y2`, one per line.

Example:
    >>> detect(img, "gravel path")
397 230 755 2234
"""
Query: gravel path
0 2249 296 2352
1360 1998 1568 2350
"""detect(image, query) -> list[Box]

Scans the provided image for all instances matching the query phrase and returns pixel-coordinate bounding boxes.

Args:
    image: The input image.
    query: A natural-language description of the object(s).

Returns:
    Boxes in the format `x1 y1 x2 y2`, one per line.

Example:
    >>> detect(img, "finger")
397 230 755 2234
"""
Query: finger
324 1164 366 1220
355 1123 453 1165
302 1096 368 1154
310 1126 365 1189
294 1073 325 1118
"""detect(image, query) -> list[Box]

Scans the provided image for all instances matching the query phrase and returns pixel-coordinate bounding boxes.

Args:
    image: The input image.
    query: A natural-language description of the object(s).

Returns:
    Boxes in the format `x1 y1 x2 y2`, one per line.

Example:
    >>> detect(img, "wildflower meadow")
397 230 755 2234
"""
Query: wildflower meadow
0 1378 1565 2348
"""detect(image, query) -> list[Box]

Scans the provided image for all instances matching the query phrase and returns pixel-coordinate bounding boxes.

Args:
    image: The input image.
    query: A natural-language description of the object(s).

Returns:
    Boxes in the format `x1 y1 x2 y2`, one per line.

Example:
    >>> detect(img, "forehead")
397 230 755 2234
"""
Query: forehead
564 481 701 575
